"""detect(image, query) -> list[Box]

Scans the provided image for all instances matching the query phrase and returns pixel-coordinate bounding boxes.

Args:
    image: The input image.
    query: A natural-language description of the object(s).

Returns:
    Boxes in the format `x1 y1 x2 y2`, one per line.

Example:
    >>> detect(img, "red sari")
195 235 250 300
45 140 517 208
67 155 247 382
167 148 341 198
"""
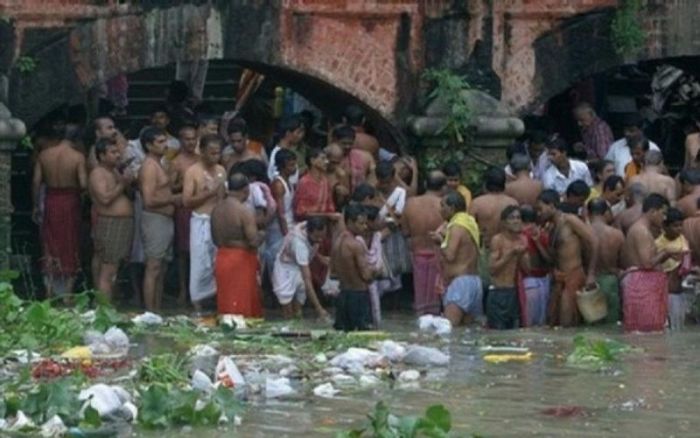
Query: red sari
293 173 335 286
41 188 81 276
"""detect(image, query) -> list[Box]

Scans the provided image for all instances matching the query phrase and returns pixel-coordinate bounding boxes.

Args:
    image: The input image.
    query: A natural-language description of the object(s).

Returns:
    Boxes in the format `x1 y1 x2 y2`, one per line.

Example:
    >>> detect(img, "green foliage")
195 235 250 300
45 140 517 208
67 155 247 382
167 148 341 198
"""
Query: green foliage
138 353 189 385
19 135 34 151
566 335 637 370
422 69 472 145
16 56 38 74
611 0 646 57
138 384 242 429
340 401 459 438
8 377 83 426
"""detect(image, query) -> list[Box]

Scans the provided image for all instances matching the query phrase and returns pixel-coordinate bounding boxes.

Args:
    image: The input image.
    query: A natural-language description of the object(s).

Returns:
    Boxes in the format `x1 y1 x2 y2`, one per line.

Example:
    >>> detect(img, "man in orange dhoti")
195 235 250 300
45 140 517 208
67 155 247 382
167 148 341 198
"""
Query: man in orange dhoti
211 173 263 317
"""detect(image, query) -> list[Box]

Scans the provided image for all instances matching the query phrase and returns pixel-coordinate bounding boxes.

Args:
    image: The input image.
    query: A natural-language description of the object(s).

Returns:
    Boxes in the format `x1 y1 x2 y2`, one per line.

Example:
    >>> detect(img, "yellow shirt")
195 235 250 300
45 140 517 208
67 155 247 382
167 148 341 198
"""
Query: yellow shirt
457 185 472 209
655 234 689 272
586 186 602 204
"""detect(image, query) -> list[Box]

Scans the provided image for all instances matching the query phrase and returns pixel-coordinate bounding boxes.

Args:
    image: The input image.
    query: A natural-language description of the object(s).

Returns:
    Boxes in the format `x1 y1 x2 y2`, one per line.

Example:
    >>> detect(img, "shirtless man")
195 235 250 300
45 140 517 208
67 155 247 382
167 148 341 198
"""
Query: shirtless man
615 182 648 233
169 124 200 305
629 150 677 202
505 153 543 206
87 116 119 171
324 143 351 209
676 169 700 218
434 191 482 326
222 118 266 172
684 118 700 169
343 105 380 160
620 193 673 332
469 167 519 247
488 206 529 329
182 134 226 312
33 121 88 298
536 189 598 327
333 125 376 190
331 203 377 331
89 139 134 301
402 171 447 315
588 198 625 323
211 173 264 317
139 127 181 311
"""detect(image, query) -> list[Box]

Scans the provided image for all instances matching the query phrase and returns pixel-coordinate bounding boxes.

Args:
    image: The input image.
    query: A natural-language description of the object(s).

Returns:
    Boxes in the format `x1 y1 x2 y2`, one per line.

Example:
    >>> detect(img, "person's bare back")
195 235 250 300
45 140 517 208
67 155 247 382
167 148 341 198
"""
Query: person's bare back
630 171 677 202
676 191 700 218
402 193 443 252
469 193 518 247
354 131 380 159
614 205 642 233
622 220 657 268
591 220 624 275
37 141 87 189
211 197 258 249
505 176 542 206
682 214 700 264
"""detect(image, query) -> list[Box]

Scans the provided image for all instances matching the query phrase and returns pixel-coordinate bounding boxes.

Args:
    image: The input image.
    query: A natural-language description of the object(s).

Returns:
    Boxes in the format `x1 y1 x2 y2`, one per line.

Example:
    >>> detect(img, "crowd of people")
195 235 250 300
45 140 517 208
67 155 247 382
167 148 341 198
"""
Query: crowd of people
31 95 700 333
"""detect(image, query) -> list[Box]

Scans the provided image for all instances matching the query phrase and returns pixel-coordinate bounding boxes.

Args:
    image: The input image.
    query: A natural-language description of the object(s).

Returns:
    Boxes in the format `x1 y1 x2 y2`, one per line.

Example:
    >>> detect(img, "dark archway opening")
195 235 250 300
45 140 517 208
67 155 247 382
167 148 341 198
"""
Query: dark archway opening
539 56 700 173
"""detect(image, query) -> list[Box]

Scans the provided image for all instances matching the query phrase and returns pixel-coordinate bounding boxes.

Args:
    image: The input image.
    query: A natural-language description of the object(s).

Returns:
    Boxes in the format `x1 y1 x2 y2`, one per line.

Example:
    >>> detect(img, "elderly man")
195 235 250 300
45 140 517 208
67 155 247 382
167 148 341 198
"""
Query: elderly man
605 114 660 176
574 102 614 160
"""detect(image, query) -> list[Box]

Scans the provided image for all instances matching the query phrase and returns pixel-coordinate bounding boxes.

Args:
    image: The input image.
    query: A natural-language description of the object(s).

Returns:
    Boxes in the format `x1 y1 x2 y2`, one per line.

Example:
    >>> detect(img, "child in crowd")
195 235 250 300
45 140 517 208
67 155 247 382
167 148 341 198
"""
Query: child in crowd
655 207 691 330
360 205 390 327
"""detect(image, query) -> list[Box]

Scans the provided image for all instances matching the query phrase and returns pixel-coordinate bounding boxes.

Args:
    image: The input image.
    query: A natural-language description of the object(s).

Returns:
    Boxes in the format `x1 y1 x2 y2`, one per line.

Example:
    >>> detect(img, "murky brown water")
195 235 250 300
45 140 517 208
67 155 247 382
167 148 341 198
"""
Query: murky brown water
139 315 700 437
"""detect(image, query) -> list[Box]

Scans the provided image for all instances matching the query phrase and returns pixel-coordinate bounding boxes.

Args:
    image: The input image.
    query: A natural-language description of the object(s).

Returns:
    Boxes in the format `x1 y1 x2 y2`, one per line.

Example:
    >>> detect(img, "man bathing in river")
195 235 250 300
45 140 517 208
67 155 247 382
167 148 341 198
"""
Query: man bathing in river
182 134 226 312
588 198 624 323
536 190 598 327
212 173 264 317
488 206 529 329
434 191 482 327
89 139 134 302
331 203 378 331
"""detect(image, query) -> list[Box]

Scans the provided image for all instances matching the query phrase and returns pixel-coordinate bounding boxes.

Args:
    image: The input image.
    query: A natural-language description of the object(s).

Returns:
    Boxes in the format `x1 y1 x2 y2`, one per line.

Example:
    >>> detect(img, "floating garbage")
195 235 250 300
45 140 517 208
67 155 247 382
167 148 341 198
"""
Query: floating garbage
8 411 35 431
192 370 215 394
331 373 356 387
83 327 129 358
216 357 246 389
219 314 247 330
483 352 533 364
313 383 339 398
377 340 406 362
398 370 420 382
78 384 133 421
403 346 449 367
359 374 381 387
61 346 92 360
131 312 163 326
329 348 387 373
417 315 452 335
40 415 67 437
265 377 294 398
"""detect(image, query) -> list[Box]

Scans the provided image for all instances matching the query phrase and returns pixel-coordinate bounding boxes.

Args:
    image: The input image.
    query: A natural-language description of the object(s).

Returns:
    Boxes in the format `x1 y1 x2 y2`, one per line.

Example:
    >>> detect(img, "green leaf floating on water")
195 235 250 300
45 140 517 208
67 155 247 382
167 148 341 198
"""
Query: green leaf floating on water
566 335 639 369
339 402 462 437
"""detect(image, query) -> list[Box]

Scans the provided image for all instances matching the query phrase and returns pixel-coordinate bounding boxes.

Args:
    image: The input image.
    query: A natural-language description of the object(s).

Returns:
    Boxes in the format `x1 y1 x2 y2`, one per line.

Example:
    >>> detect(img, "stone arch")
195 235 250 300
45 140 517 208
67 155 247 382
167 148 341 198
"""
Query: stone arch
9 1 405 146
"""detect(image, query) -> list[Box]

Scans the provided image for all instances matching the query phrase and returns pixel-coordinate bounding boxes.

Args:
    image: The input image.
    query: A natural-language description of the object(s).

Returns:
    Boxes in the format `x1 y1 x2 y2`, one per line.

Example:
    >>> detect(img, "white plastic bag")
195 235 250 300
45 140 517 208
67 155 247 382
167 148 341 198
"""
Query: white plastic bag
403 345 450 366
265 377 294 398
417 315 452 335
131 312 163 326
377 340 406 362
313 383 339 398
215 356 246 388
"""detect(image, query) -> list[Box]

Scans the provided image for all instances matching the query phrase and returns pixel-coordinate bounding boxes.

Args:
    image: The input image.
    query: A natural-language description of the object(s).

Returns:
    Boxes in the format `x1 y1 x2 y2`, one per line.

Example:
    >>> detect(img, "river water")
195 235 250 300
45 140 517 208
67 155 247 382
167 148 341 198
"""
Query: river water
140 315 700 437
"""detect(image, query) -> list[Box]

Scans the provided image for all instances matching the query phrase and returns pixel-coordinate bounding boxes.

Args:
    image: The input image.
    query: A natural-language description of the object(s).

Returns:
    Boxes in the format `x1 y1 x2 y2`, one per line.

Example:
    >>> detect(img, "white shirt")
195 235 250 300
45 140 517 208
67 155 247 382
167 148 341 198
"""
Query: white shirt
542 159 593 195
379 186 407 220
605 138 660 176
268 145 299 187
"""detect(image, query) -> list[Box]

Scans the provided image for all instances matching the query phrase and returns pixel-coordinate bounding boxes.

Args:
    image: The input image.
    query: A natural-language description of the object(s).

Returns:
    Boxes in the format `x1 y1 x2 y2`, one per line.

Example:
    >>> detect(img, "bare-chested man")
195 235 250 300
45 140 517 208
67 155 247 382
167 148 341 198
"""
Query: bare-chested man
488 206 529 329
343 105 380 160
505 153 543 206
629 150 677 202
139 127 181 311
333 125 376 191
89 139 134 301
588 198 624 323
469 168 519 247
402 171 447 315
211 173 264 317
676 169 700 218
33 121 87 298
325 143 352 209
87 117 119 171
615 182 648 233
168 124 200 305
433 191 482 326
620 193 674 332
222 118 267 172
183 135 226 312
331 203 377 331
536 189 598 327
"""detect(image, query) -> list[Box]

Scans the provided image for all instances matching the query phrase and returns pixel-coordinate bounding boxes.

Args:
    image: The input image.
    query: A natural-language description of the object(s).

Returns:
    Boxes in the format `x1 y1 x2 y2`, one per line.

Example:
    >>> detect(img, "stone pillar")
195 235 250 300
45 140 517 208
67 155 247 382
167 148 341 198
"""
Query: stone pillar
0 103 26 269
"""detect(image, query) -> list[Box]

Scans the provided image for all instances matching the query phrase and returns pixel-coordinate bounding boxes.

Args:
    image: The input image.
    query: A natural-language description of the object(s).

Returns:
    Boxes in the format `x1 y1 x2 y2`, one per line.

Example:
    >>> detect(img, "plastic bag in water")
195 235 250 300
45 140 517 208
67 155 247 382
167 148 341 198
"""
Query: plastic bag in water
403 345 450 366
